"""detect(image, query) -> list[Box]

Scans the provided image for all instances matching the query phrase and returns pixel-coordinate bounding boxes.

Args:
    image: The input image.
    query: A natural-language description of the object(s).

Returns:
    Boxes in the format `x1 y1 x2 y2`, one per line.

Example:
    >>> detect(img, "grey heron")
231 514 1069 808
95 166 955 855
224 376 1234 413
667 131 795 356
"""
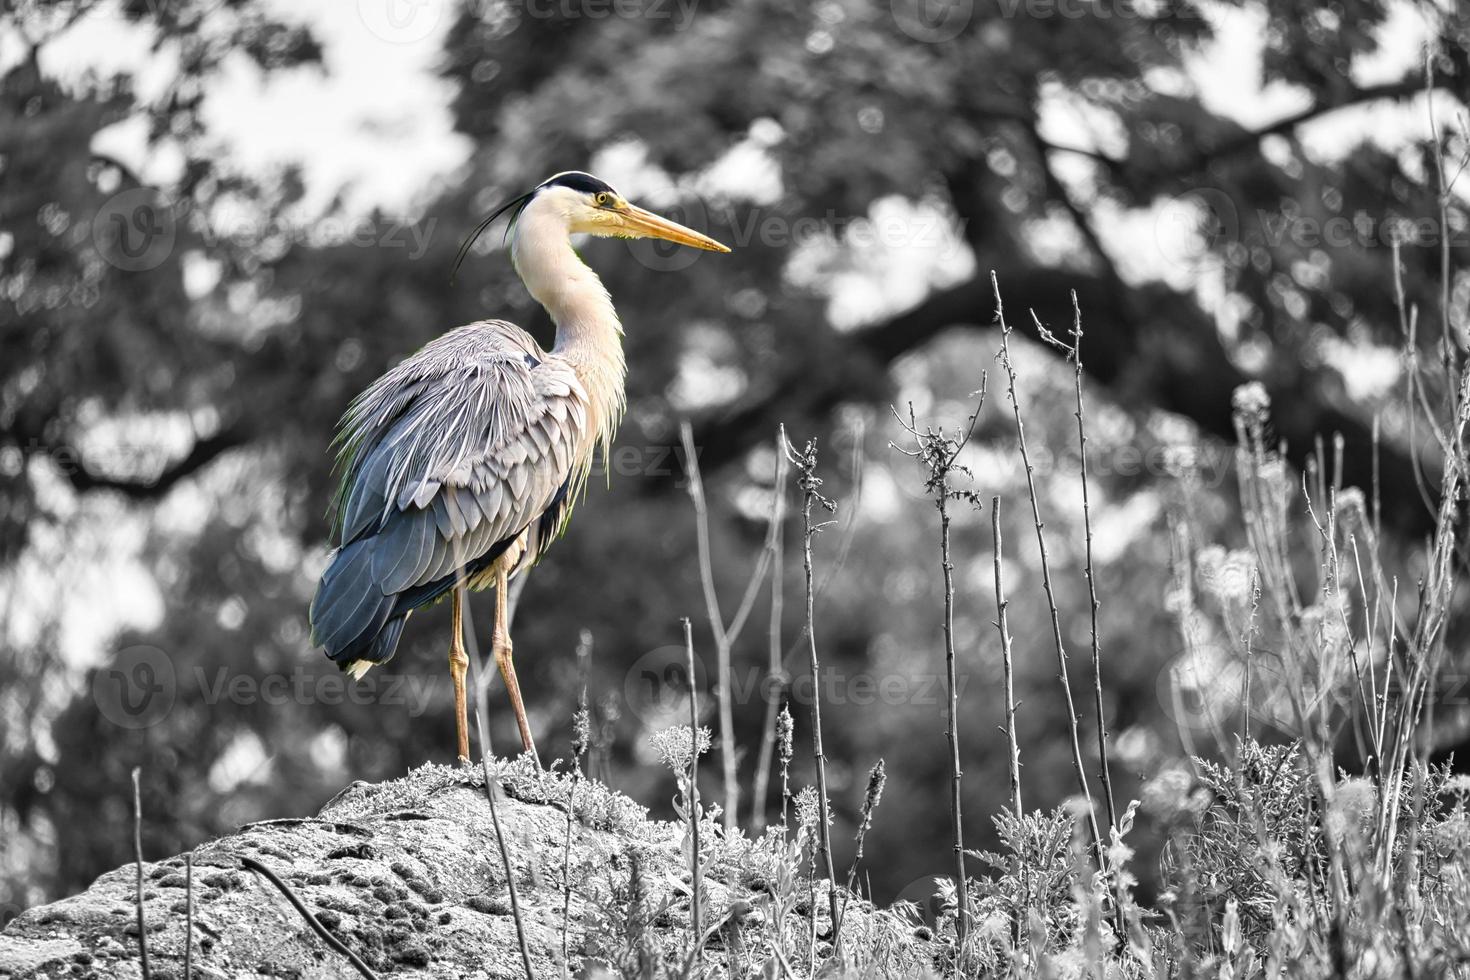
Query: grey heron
309 171 730 763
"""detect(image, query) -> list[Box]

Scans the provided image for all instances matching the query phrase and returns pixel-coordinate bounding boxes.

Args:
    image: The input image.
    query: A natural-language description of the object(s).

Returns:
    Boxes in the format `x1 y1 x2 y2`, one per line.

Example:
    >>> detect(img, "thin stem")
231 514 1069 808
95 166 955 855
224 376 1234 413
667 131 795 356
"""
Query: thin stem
783 427 842 959
992 498 1023 821
683 617 703 968
681 423 738 831
681 420 781 831
561 632 592 971
993 272 1103 862
183 853 194 980
1043 295 1128 941
890 386 986 954
937 481 970 948
1426 51 1458 365
132 767 150 980
752 430 790 831
1061 296 1118 836
837 760 887 940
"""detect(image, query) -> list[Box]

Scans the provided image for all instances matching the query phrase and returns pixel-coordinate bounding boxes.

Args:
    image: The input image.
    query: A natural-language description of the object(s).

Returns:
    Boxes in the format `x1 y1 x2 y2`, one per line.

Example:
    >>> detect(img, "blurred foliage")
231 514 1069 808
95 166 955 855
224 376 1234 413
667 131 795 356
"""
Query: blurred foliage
1 0 1467 922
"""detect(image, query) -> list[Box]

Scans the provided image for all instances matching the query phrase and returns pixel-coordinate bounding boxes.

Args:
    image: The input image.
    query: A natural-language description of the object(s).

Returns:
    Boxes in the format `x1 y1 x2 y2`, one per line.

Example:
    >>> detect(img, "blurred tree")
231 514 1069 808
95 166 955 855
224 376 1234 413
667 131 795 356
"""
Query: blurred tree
1 0 1466 915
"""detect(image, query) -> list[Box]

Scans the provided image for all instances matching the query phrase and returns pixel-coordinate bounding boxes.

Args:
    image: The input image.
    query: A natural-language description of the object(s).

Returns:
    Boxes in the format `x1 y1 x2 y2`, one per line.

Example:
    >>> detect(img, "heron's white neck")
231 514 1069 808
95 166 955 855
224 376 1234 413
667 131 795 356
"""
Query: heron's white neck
511 197 627 461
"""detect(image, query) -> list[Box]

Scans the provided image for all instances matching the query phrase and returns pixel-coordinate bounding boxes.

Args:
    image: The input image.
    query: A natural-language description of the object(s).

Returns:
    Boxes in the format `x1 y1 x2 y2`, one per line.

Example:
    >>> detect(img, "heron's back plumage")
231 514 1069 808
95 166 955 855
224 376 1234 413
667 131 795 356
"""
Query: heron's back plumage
309 320 603 669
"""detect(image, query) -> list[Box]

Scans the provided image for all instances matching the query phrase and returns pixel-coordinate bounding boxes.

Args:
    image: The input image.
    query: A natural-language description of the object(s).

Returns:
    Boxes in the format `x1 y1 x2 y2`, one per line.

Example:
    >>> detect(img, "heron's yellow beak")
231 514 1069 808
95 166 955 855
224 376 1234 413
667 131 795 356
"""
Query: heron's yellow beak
617 204 731 252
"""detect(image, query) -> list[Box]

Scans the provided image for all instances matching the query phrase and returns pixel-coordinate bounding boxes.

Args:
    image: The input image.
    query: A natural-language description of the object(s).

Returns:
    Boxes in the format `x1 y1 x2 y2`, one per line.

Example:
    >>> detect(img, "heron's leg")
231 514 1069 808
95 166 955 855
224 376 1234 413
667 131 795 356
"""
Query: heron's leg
494 565 540 764
449 587 471 764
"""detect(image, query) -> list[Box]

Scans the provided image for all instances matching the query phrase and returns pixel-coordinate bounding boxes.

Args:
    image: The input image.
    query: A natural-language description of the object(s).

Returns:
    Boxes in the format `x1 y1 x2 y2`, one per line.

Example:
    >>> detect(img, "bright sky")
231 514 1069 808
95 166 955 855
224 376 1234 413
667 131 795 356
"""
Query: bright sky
8 0 1447 219
11 0 469 215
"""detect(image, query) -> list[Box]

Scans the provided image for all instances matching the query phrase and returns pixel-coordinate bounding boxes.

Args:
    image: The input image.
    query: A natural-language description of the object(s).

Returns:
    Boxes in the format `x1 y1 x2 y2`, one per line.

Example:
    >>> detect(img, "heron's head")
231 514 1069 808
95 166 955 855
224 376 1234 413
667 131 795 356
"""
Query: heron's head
454 171 729 279
529 171 731 252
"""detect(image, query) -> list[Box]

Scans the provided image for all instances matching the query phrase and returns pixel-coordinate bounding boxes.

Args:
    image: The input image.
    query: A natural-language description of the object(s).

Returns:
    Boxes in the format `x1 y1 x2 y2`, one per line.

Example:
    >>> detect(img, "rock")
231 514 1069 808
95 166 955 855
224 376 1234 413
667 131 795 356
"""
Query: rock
0 760 937 978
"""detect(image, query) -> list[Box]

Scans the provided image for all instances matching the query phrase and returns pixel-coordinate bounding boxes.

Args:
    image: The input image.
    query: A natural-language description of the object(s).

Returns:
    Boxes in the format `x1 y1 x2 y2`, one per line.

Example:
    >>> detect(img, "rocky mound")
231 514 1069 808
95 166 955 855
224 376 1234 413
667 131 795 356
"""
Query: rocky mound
0 760 938 978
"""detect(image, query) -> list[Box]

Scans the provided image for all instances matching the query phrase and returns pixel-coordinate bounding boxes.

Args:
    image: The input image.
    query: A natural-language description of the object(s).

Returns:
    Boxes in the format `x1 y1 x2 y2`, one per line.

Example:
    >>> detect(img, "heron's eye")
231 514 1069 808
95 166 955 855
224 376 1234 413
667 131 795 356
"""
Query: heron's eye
595 192 612 207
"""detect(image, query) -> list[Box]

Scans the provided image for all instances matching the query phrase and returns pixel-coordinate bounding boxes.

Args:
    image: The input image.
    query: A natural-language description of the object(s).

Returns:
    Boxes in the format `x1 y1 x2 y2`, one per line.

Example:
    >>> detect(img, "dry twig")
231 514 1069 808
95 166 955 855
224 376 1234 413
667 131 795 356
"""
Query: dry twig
183 852 194 980
240 857 380 980
131 767 150 980
752 428 791 831
991 497 1023 821
782 425 842 956
890 378 987 947
992 273 1103 861
684 617 704 968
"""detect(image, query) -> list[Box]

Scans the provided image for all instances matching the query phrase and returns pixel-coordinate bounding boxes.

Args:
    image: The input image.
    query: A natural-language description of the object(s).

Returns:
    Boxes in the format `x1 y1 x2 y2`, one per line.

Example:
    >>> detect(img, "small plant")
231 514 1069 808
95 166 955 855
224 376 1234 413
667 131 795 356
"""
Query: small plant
650 711 712 968
649 726 713 790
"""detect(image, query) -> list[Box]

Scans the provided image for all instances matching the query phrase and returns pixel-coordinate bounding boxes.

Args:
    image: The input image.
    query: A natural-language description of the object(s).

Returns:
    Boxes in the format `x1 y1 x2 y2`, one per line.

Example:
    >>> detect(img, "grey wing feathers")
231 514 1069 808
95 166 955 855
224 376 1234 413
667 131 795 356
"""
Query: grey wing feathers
313 321 588 656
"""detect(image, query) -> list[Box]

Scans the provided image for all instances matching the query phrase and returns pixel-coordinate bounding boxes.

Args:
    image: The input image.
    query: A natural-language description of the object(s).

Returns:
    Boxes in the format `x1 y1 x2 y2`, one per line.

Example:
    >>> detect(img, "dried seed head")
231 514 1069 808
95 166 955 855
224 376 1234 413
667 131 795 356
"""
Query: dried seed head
649 725 711 774
1231 382 1271 424
571 702 591 759
861 759 887 819
598 693 621 724
777 704 794 764
1196 546 1255 603
794 786 821 833
852 759 887 863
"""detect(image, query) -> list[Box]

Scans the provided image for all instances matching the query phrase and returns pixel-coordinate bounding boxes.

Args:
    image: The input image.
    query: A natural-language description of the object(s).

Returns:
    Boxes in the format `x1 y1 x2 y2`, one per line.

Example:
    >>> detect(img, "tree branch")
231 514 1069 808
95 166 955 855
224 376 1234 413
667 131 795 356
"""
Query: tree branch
23 424 251 500
680 269 1433 534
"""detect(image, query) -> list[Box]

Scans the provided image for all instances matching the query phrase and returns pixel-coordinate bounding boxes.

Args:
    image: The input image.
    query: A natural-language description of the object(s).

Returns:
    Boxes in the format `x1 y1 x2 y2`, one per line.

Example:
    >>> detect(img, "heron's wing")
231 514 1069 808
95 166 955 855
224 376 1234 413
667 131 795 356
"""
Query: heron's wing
330 320 588 594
